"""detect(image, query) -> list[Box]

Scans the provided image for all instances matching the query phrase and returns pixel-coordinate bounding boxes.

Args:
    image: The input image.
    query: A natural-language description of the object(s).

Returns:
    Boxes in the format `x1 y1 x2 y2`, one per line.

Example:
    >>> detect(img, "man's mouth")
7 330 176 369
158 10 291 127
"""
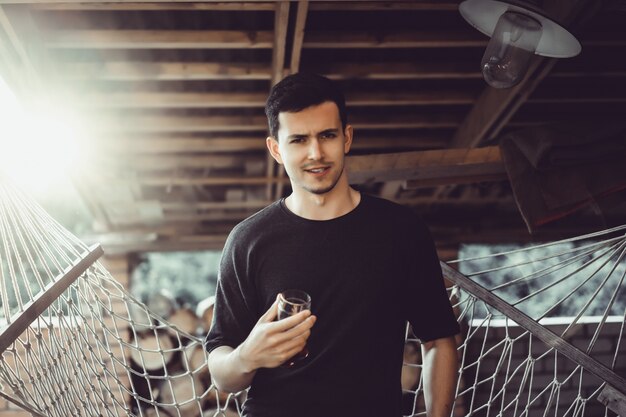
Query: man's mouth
304 166 330 174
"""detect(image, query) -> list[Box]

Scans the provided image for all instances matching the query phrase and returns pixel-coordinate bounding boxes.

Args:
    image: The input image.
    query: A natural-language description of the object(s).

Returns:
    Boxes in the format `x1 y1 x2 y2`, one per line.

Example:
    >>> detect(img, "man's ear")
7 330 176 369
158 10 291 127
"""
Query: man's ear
266 136 283 164
343 125 353 154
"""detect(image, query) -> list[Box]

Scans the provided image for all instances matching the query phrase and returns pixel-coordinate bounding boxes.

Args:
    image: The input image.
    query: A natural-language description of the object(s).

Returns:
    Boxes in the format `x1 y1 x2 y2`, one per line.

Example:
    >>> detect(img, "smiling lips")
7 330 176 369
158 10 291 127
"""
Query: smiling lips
304 166 331 176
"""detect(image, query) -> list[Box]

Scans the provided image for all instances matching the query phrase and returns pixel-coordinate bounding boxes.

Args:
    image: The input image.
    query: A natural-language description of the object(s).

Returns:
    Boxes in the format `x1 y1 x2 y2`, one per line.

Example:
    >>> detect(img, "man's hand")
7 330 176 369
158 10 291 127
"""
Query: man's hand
208 296 317 393
237 296 317 372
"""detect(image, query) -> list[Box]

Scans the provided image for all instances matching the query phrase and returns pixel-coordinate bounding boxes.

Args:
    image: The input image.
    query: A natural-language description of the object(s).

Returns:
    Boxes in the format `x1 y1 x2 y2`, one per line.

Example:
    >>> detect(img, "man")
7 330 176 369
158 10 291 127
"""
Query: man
205 73 459 417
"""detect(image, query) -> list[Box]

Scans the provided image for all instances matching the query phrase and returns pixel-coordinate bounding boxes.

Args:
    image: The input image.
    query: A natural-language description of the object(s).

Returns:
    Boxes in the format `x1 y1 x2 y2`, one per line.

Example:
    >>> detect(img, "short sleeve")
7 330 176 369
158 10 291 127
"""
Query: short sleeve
204 228 259 354
405 216 460 343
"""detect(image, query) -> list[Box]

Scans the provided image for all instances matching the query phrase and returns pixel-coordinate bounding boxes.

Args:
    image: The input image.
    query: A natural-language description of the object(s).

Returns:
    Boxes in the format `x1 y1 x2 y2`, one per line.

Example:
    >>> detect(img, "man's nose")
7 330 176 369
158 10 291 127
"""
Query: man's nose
307 139 322 160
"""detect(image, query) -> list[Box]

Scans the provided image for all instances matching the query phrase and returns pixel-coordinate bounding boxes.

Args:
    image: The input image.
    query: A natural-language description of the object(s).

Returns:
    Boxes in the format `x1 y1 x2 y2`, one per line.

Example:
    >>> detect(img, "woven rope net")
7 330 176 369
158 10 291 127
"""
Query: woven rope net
1 176 625 417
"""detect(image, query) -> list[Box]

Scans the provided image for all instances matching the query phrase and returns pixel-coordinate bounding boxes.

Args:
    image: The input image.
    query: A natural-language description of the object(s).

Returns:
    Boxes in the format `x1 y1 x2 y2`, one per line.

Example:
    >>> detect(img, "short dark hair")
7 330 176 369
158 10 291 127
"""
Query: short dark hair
265 73 348 139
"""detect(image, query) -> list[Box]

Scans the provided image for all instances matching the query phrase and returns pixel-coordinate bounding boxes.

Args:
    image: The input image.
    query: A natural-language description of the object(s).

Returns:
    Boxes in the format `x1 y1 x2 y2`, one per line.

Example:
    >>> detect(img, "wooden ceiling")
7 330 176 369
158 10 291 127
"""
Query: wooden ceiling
1 0 625 254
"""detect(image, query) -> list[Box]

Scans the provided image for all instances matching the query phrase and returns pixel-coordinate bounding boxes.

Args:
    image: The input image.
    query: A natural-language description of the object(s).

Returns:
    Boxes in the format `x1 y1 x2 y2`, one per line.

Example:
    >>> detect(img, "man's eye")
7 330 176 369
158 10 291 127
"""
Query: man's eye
290 138 305 144
321 133 336 139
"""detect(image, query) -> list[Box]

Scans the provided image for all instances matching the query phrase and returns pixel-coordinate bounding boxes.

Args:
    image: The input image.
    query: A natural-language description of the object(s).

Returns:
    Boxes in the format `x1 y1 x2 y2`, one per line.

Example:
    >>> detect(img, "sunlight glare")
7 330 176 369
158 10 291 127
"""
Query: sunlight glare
0 78 85 193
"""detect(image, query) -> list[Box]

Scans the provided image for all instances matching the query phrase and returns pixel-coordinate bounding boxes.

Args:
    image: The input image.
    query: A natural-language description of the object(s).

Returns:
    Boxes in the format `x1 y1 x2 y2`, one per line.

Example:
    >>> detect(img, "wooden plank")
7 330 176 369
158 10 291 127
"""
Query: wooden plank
46 29 274 49
309 1 458 11
135 175 289 187
72 89 476 109
267 1 290 200
59 61 479 81
0 245 104 354
102 134 448 154
159 200 270 211
396 195 513 206
441 262 626 397
290 0 308 74
101 115 268 133
44 29 489 50
99 113 462 133
271 1 290 85
121 147 505 188
61 62 271 81
32 2 275 11
73 91 268 108
347 146 505 184
23 1 454 11
303 30 486 48
103 136 266 153
109 154 262 171
597 384 626 415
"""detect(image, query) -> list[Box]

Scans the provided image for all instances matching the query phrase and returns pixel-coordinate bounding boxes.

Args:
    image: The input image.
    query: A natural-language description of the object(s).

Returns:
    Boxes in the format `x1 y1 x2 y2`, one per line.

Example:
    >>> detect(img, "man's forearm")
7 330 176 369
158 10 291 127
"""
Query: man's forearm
208 345 257 393
421 336 458 417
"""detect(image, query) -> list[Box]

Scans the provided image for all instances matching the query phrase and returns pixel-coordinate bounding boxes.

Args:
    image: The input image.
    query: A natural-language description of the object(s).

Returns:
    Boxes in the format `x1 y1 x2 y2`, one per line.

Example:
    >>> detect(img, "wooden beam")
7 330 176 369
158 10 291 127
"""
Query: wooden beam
124 147 504 188
159 200 271 211
303 30 486 48
74 92 268 108
275 0 309 202
347 146 504 185
59 60 626 84
46 29 274 49
59 61 480 81
102 134 448 154
98 113 463 133
396 195 514 207
0 245 103 354
103 137 266 153
290 0 308 74
112 211 256 224
135 175 289 187
309 1 458 11
74 89 476 109
44 29 488 50
61 62 271 81
32 2 275 11
102 115 268 133
107 154 264 171
449 57 558 148
597 385 626 416
267 1 290 200
271 1 290 85
26 1 455 12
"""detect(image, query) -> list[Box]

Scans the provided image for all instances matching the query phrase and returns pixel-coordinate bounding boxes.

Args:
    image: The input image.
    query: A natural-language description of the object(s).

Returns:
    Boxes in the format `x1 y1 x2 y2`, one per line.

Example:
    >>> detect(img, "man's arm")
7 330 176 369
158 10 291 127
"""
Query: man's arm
421 335 458 417
208 297 316 393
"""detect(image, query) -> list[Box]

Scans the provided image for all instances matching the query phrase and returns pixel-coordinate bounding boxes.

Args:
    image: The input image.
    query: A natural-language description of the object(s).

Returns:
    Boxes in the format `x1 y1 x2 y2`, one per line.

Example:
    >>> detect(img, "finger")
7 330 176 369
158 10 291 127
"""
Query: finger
272 309 311 331
280 315 315 341
282 343 307 362
258 297 280 323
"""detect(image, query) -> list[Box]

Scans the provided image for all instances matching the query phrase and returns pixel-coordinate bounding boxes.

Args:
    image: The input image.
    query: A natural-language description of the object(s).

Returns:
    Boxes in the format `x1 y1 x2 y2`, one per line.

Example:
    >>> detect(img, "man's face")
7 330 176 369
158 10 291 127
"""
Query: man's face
266 101 353 196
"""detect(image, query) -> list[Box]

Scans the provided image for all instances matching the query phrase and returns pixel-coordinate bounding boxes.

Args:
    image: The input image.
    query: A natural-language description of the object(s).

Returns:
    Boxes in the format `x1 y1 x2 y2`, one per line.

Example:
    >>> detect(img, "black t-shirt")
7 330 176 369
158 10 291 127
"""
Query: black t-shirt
204 194 459 417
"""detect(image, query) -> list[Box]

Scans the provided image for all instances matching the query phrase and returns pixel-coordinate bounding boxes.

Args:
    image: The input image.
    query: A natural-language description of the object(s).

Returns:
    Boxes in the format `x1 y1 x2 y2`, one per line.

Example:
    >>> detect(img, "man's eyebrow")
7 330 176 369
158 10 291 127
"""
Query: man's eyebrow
286 133 309 140
318 128 339 135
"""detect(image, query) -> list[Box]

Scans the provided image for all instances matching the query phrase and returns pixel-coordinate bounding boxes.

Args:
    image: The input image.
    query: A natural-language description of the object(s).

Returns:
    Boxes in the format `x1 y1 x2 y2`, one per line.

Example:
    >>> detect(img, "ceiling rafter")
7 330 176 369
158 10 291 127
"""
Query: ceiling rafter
274 0 309 201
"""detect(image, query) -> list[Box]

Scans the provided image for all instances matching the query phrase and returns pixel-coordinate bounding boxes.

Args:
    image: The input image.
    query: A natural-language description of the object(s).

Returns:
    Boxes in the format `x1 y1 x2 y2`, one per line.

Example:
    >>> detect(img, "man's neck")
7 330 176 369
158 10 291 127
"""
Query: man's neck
285 183 360 221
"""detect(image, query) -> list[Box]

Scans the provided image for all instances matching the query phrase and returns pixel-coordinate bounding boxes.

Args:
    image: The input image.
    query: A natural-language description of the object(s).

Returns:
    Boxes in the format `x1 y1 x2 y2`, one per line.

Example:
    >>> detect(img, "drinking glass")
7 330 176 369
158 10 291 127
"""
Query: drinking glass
277 289 311 367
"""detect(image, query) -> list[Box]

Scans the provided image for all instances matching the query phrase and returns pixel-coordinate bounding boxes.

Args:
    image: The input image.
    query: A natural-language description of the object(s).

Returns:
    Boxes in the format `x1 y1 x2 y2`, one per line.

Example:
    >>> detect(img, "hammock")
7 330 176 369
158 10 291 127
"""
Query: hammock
1 175 624 417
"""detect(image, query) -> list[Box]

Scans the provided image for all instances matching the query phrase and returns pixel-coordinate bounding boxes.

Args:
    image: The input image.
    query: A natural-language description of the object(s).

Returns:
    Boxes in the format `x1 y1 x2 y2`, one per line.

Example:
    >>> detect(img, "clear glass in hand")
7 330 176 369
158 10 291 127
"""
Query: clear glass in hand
277 289 311 367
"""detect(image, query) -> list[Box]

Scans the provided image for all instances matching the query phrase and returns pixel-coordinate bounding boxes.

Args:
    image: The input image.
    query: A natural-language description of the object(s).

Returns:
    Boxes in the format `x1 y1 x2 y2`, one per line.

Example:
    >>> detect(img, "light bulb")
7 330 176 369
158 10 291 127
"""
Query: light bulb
481 11 542 88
